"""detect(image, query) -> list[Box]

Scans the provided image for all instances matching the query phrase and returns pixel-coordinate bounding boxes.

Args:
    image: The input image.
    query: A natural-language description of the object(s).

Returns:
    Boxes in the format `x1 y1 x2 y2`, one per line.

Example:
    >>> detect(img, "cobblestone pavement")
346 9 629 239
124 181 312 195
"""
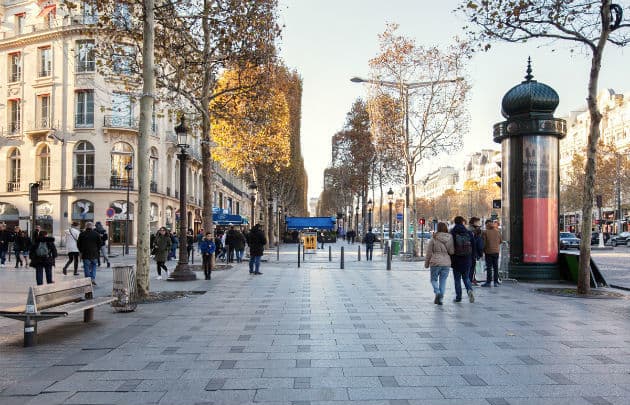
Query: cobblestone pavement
1 243 630 405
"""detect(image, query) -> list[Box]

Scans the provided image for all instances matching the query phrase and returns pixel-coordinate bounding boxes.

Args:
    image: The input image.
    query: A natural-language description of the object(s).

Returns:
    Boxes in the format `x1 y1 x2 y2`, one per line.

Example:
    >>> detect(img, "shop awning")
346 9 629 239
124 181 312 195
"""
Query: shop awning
38 4 56 18
286 217 336 230
212 213 246 226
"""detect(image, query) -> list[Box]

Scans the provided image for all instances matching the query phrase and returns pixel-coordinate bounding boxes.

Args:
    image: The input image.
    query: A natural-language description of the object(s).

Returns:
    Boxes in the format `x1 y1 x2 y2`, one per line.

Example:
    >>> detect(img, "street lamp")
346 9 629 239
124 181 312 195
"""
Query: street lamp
124 163 132 255
267 195 274 246
351 75 463 254
355 205 359 235
168 116 196 281
387 188 394 240
249 181 258 227
367 199 373 229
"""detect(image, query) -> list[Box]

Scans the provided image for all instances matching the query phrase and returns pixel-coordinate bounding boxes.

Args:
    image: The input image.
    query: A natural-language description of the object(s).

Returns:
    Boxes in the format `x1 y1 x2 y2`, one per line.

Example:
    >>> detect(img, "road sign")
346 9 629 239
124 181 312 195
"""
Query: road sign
106 207 115 218
396 213 403 221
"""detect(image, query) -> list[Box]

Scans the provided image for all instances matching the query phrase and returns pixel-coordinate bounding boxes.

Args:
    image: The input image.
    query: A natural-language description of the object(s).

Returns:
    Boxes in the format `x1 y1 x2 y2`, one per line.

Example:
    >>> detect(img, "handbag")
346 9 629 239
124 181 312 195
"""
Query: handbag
475 259 485 274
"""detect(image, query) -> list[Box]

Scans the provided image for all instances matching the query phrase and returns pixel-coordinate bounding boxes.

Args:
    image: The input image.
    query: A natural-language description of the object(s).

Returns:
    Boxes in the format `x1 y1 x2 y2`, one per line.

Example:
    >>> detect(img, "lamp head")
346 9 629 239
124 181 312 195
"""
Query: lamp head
387 188 394 203
350 77 365 83
175 115 189 148
47 129 64 143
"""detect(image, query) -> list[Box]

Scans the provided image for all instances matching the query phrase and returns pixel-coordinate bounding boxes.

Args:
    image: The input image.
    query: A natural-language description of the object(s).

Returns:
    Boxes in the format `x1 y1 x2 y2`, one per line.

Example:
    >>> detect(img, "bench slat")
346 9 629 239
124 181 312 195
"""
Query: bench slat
0 312 67 321
55 297 117 314
32 278 94 311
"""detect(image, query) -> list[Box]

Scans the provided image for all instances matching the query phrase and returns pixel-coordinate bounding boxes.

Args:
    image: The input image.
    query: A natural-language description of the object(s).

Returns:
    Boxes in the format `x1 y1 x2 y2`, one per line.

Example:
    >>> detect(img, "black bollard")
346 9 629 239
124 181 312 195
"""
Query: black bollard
341 246 344 269
358 245 361 261
298 243 301 268
386 242 392 271
329 245 332 262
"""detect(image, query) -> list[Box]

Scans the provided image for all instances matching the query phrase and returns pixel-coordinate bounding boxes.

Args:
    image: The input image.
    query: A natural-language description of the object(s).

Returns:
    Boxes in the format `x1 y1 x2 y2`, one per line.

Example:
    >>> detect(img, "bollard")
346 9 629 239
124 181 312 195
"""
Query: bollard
329 245 332 262
358 245 361 261
303 243 306 262
341 246 344 269
277 243 280 261
386 242 392 271
298 243 301 268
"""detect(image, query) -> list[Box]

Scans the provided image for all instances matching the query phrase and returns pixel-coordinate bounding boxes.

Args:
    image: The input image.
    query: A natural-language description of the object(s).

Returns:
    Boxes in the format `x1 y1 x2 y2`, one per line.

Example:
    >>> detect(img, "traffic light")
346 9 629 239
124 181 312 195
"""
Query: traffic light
492 199 501 209
596 195 602 208
495 161 502 189
419 217 425 225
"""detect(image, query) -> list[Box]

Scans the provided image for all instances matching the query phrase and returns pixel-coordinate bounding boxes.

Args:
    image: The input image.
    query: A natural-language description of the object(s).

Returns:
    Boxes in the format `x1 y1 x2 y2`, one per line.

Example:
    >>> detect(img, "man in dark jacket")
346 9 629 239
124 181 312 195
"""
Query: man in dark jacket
450 216 475 304
0 222 11 266
29 230 57 285
77 222 102 285
246 224 267 275
364 227 377 261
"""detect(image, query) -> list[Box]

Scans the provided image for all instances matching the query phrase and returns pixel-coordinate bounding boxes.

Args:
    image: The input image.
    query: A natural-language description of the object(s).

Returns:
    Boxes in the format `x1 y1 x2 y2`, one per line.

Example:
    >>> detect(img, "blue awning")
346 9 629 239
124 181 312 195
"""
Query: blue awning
286 217 336 230
213 213 246 225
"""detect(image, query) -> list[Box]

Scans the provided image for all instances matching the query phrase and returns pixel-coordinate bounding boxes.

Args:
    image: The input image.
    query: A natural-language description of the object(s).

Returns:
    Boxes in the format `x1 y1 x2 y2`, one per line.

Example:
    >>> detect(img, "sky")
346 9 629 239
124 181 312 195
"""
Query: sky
277 0 630 201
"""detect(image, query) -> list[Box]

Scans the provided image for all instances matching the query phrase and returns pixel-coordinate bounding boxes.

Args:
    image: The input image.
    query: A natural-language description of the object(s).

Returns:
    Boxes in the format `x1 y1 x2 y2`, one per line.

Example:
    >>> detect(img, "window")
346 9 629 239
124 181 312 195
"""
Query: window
110 142 133 189
14 14 25 35
150 147 158 192
112 44 135 75
113 2 131 29
76 40 95 72
75 90 94 127
37 145 51 189
9 53 21 82
82 1 98 24
74 141 95 189
110 93 133 127
8 100 21 134
39 47 52 77
37 94 51 128
8 149 21 192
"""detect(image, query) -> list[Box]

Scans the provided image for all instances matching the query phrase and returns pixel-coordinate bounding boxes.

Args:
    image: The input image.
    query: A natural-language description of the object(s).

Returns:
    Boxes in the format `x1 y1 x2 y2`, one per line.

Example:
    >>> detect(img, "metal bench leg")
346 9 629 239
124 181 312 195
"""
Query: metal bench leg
24 317 37 347
84 308 94 323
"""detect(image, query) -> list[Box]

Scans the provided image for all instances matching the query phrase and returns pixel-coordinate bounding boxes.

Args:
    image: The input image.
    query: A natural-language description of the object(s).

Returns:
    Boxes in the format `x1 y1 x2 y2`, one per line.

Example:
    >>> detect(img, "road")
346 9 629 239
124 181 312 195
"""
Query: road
591 246 630 289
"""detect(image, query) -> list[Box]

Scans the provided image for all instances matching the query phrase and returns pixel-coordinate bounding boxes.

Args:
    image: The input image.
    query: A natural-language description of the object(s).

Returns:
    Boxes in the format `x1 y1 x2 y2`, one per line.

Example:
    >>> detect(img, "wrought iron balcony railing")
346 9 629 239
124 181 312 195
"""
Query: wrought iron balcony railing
110 176 133 189
7 181 21 192
38 178 50 190
103 115 138 130
150 181 158 193
73 176 94 189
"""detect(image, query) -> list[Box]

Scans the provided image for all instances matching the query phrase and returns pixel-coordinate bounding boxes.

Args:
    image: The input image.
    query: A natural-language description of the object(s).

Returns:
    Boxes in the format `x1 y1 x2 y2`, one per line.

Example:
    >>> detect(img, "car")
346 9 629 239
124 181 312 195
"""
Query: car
590 232 612 245
416 231 432 240
609 231 630 247
559 232 580 250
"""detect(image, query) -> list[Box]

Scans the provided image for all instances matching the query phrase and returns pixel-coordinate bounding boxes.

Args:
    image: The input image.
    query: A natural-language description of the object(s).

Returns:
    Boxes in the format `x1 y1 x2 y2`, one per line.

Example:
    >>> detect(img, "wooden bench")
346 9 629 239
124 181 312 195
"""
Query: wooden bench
0 278 116 347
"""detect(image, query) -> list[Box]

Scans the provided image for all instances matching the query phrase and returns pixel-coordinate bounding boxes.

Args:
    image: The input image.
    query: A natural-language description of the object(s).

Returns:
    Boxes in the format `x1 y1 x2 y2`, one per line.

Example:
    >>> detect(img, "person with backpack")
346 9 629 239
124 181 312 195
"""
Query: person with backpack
481 219 503 287
246 224 267 275
424 222 454 305
364 227 377 261
77 222 102 286
29 230 57 285
14 230 31 268
450 216 475 303
94 222 111 268
63 221 81 275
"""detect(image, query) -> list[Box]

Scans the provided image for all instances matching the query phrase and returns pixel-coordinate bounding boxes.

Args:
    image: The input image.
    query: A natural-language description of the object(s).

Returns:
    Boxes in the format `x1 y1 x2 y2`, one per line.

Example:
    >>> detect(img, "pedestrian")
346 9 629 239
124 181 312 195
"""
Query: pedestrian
168 231 178 260
152 227 171 280
77 222 102 286
424 222 454 305
0 222 9 267
15 230 31 268
364 227 377 261
11 226 22 267
481 219 503 287
226 226 238 262
94 222 111 268
214 231 224 260
29 230 57 285
467 217 484 286
232 228 246 263
450 216 475 303
186 228 195 261
198 232 216 280
63 221 81 275
246 224 267 275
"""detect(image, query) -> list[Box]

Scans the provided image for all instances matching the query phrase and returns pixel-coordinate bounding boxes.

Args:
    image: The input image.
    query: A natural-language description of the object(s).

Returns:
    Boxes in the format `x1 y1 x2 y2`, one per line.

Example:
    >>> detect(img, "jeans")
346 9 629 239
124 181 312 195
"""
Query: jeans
485 253 500 283
430 266 450 297
64 252 79 272
35 265 53 285
365 245 374 261
249 255 261 273
0 245 6 264
82 258 98 281
236 249 244 263
452 267 472 299
202 254 212 279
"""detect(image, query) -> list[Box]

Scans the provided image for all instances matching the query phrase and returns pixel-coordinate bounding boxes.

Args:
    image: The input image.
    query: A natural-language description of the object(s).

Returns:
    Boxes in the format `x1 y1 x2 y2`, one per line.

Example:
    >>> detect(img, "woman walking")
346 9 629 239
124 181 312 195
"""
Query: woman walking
153 227 171 280
29 230 57 285
424 222 454 305
63 221 81 275
198 232 216 280
14 229 31 268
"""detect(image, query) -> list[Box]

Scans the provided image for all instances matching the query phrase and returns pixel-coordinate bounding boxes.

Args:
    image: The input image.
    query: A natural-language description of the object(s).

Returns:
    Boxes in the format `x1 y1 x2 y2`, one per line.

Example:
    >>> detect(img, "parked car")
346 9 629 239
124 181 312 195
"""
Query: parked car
591 232 607 245
609 231 630 247
559 232 581 250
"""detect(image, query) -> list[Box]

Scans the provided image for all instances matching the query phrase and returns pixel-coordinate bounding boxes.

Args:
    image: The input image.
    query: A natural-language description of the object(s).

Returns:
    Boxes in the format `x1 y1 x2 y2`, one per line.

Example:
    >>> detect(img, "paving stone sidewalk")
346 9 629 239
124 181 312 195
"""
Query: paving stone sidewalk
1 243 630 405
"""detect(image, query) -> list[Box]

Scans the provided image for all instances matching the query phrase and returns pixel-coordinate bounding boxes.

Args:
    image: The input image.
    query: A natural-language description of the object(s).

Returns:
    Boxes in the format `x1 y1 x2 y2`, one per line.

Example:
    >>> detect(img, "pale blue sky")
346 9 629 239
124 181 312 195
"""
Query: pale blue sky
277 0 630 200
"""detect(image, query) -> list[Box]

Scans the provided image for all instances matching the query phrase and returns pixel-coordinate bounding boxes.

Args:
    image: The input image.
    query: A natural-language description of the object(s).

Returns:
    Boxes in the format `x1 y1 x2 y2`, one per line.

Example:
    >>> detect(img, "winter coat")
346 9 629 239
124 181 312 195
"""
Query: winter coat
482 227 502 254
231 231 246 250
246 227 267 256
450 223 474 271
467 225 484 260
77 229 103 260
424 232 454 268
64 227 80 253
29 236 58 268
199 239 216 255
95 222 109 246
153 233 172 262
14 235 31 252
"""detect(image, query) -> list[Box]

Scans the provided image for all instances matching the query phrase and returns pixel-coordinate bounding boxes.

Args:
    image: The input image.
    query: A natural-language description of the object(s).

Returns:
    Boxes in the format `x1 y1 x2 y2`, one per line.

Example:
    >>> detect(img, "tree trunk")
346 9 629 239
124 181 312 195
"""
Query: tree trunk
136 0 154 298
578 3 610 295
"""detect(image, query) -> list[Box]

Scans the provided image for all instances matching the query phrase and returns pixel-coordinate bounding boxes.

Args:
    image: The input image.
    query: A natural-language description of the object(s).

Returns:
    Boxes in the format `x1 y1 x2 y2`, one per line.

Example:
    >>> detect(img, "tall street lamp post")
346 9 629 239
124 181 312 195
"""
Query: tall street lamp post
387 188 394 240
124 163 132 255
367 199 373 229
355 205 359 236
168 116 196 281
249 182 258 227
351 76 462 254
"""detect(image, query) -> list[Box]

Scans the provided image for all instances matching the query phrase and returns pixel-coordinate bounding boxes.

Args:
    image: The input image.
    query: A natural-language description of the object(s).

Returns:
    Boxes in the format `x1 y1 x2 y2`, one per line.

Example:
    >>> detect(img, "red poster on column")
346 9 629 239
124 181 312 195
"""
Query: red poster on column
522 198 558 263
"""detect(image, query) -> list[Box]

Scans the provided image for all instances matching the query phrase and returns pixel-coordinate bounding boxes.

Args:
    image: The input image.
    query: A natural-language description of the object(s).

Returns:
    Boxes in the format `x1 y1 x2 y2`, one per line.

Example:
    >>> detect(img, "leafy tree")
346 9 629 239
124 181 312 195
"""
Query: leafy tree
459 0 630 293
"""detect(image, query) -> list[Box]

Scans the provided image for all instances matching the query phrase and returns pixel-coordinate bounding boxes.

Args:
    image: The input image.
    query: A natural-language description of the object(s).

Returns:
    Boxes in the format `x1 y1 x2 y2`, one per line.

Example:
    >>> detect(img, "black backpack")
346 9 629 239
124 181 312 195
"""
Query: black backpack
453 230 472 256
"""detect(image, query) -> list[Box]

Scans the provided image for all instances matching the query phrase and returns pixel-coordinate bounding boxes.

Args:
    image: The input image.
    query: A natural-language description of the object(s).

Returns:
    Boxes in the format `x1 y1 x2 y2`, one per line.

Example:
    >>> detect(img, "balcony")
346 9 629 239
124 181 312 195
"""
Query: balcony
103 115 138 130
73 176 94 189
150 181 158 193
25 118 52 136
110 176 133 190
7 181 21 192
38 178 50 190
1 17 97 41
166 186 171 197
7 122 21 136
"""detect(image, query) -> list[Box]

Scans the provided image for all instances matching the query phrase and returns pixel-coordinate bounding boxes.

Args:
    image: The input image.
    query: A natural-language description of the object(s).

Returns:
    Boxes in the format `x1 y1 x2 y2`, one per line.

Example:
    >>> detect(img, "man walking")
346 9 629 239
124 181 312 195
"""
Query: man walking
481 219 503 287
450 216 475 303
0 223 9 267
364 227 377 261
77 222 102 285
246 224 267 275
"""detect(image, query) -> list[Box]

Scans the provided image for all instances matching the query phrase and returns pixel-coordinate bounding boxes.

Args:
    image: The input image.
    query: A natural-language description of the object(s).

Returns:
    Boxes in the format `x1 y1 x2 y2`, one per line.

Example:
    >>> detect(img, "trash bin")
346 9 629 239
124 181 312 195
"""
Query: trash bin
112 265 137 312
392 240 401 255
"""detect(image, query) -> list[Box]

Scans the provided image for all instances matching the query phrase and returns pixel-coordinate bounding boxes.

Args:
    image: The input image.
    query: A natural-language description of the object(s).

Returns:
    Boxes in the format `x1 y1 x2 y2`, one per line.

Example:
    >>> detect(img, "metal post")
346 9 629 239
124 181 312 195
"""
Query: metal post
358 245 361 261
386 241 392 271
329 245 332 262
297 242 301 268
107 221 111 255
420 225 424 257
340 246 344 269
125 168 131 255
388 201 393 240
